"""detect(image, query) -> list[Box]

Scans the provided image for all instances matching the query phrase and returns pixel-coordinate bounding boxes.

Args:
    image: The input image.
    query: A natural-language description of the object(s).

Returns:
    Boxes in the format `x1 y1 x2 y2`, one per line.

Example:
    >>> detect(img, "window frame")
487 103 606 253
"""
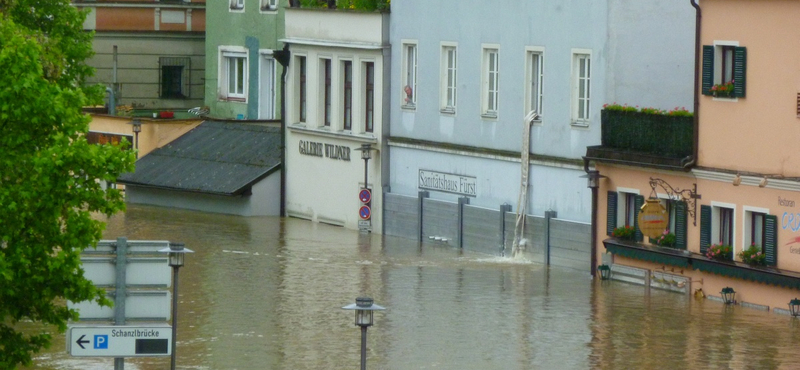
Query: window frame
711 202 736 251
702 41 746 98
364 61 375 133
524 47 544 119
571 49 592 125
342 60 353 131
322 58 332 127
296 55 307 123
440 42 457 114
260 0 277 11
230 0 245 11
744 206 769 254
219 47 248 102
481 45 500 119
401 41 418 109
159 57 191 99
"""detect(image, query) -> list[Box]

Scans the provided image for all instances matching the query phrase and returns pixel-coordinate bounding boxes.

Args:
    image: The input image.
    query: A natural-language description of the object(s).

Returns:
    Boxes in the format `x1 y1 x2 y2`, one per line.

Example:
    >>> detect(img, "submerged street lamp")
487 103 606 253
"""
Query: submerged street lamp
159 242 194 370
789 298 800 317
342 297 385 370
597 264 611 280
721 287 736 305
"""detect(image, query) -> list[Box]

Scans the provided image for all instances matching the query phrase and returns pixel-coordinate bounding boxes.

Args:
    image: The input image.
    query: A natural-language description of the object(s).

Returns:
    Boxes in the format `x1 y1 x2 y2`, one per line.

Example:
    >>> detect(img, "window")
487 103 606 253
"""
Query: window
651 199 688 249
718 207 734 246
744 209 777 266
606 190 643 242
481 46 499 117
440 44 457 113
702 43 746 98
322 58 331 127
401 42 417 108
259 54 276 119
261 0 277 11
342 61 353 130
220 49 247 101
159 57 190 99
297 56 306 122
525 49 543 117
364 62 374 133
230 0 244 10
571 51 591 124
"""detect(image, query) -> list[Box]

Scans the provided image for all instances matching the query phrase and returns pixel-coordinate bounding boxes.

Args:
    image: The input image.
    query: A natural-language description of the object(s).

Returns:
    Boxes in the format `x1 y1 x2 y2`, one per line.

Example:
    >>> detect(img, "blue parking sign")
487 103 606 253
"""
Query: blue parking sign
94 335 108 349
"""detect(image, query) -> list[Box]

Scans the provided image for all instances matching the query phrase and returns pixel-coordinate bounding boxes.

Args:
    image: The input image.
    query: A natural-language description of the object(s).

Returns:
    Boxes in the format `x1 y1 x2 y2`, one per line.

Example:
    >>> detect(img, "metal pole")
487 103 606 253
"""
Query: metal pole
114 237 127 370
590 185 599 278
364 156 369 189
170 265 180 370
134 132 139 159
360 326 367 370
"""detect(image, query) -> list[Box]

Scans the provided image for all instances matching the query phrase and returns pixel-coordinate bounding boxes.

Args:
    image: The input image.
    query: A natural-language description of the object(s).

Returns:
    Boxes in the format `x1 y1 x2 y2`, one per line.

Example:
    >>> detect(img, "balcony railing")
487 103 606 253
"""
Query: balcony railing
600 109 693 159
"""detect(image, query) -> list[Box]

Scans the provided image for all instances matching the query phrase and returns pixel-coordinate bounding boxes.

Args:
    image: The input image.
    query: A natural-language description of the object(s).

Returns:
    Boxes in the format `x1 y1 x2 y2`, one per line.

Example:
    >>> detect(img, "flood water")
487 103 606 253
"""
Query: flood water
20 204 800 369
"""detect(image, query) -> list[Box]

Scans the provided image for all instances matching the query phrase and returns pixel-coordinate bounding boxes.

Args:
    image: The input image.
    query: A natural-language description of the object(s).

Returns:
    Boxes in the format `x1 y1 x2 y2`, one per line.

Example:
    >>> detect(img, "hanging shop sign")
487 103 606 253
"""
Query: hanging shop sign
298 140 351 161
418 170 477 197
638 199 668 239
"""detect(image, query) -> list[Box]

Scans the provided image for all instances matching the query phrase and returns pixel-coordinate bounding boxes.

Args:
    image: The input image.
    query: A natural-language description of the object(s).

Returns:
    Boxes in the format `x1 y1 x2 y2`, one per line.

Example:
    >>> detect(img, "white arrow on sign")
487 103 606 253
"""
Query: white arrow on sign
68 325 172 357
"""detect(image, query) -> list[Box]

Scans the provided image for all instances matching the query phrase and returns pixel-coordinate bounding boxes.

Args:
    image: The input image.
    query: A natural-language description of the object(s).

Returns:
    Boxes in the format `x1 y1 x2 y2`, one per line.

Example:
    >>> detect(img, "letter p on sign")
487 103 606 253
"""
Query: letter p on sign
94 335 108 349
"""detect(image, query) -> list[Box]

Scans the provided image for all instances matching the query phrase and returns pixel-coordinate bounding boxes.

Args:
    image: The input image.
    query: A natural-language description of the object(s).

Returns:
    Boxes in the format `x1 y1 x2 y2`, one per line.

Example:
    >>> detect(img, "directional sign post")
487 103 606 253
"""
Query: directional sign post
68 325 172 357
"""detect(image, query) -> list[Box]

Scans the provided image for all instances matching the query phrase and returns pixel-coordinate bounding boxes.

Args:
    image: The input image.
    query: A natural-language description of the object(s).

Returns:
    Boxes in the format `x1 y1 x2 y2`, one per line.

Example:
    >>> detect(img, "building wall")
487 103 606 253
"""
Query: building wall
387 0 692 235
89 115 203 158
125 172 281 217
283 9 389 232
698 0 800 177
76 1 206 111
204 0 286 119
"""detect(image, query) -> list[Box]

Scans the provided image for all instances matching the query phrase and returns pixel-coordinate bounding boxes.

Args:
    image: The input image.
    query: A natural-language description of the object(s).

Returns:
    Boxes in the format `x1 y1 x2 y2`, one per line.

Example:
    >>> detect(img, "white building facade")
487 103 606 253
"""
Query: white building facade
384 0 695 258
283 8 390 231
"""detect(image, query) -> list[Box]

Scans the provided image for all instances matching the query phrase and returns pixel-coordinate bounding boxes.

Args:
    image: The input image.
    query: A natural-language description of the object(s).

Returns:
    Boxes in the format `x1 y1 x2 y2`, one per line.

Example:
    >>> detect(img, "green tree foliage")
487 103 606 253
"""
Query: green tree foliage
300 0 390 11
0 1 135 367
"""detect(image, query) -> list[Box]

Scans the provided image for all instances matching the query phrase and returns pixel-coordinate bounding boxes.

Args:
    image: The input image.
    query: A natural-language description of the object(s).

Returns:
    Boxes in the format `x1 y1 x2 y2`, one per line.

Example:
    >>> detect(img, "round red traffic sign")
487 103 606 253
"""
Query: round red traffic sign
359 189 372 203
359 205 371 220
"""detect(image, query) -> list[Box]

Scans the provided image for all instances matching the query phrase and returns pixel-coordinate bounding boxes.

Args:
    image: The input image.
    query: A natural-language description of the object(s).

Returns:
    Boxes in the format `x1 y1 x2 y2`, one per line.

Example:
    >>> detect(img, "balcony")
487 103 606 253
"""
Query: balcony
585 109 694 170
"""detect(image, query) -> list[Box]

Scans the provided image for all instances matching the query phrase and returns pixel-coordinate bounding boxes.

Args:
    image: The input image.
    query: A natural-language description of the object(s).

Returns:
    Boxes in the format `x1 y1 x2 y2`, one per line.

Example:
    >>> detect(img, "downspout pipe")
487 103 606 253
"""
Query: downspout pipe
685 0 701 170
275 43 291 216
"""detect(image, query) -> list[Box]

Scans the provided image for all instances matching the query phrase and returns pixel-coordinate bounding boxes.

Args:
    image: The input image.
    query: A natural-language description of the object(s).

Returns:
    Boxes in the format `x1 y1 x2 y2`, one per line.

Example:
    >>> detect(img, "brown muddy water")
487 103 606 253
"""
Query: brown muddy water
18 204 800 369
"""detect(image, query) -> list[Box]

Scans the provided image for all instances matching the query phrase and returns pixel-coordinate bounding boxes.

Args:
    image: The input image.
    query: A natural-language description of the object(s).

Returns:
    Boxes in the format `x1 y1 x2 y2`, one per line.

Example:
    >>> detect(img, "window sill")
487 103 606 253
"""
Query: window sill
220 96 246 103
481 112 498 120
712 96 739 102
440 107 456 115
401 104 416 111
260 6 277 12
570 121 589 128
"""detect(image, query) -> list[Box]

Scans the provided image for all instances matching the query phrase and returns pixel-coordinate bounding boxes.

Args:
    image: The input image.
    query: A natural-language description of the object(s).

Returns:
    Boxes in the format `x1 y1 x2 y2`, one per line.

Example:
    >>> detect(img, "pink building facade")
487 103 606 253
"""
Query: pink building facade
587 0 800 312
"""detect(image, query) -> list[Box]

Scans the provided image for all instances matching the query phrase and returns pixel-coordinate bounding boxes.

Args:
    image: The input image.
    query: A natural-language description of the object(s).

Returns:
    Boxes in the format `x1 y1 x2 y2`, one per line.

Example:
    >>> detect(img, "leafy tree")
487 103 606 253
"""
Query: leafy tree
0 1 135 367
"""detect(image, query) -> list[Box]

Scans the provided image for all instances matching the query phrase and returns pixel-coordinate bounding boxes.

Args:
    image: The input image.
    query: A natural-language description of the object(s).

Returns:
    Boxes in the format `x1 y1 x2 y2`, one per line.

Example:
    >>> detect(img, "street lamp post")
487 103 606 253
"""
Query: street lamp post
359 143 372 189
342 297 385 370
130 119 142 159
159 242 194 370
581 169 606 278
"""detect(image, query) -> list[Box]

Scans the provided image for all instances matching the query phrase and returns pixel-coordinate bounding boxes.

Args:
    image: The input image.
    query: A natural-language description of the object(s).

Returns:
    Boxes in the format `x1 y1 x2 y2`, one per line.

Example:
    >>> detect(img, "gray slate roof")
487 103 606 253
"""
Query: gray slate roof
118 121 282 196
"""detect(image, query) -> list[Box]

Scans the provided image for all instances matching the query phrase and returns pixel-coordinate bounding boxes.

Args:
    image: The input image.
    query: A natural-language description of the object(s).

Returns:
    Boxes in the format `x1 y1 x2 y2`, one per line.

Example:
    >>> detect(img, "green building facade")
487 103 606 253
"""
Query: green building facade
205 0 286 120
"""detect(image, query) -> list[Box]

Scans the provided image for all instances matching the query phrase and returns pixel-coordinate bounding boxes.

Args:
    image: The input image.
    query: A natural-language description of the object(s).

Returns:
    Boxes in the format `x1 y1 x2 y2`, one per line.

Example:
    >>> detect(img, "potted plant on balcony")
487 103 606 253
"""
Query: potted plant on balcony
738 243 767 266
612 225 635 241
653 230 677 248
706 243 733 261
711 81 735 98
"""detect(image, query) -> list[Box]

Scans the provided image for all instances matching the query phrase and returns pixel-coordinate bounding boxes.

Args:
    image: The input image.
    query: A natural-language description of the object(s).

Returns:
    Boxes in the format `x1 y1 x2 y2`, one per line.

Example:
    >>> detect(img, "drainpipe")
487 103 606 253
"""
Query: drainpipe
275 44 291 216
684 0 701 170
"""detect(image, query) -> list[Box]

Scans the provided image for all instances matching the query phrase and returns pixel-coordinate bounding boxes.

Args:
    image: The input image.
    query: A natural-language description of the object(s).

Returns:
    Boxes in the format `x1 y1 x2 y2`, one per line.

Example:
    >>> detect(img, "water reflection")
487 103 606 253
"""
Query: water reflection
20 205 800 369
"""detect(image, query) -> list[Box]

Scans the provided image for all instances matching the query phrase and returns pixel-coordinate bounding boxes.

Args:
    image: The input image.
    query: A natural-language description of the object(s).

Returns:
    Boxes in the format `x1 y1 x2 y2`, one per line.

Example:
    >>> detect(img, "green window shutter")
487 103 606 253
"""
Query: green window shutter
634 195 644 242
700 205 712 255
675 200 688 250
702 45 714 96
765 214 777 266
607 191 618 236
733 46 747 98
